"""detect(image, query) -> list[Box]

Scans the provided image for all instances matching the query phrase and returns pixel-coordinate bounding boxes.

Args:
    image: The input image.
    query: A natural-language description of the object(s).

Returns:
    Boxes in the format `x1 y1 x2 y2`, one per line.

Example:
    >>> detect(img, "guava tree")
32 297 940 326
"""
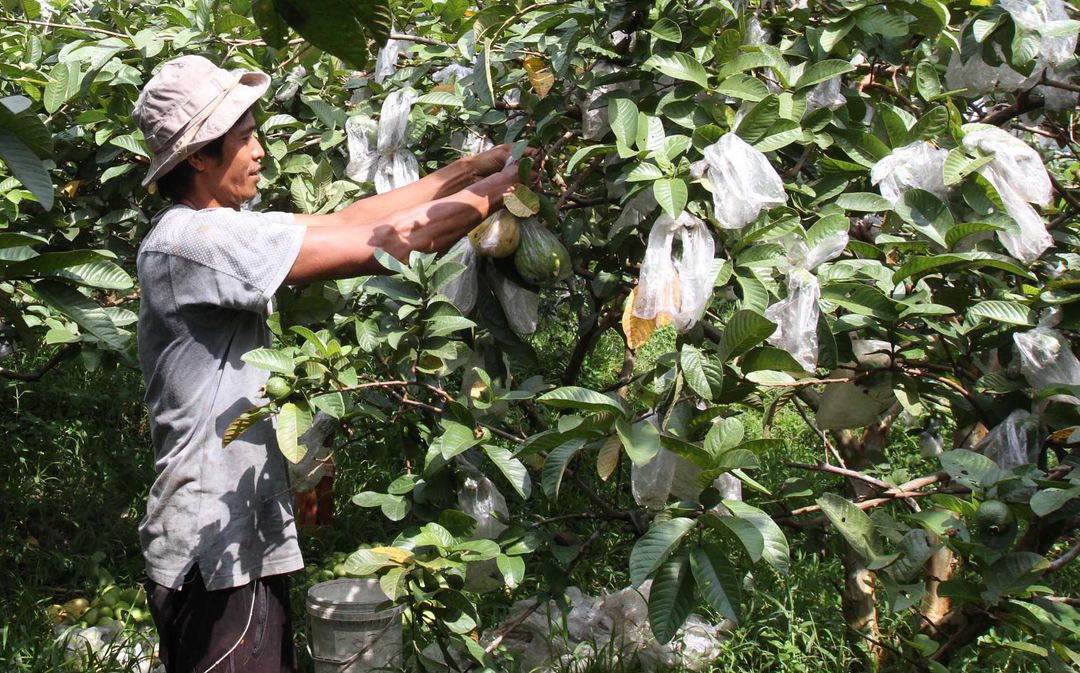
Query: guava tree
2 1 1079 671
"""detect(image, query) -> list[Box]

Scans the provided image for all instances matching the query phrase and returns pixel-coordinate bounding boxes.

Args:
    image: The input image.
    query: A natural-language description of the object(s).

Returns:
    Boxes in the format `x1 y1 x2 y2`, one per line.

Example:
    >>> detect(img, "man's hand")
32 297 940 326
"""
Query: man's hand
466 144 538 179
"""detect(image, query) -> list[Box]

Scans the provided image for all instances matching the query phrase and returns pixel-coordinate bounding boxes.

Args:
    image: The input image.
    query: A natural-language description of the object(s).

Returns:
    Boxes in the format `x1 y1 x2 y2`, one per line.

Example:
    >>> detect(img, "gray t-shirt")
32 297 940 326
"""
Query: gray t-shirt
137 204 306 590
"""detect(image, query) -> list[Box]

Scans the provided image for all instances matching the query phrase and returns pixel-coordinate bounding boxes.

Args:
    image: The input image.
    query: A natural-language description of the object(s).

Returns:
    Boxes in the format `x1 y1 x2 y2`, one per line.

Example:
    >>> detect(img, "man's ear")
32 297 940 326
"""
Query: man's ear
185 152 208 173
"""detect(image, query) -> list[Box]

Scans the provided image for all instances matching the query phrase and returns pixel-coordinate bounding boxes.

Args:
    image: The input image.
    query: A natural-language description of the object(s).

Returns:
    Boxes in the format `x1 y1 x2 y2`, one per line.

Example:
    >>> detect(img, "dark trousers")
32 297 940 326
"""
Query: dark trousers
145 567 298 673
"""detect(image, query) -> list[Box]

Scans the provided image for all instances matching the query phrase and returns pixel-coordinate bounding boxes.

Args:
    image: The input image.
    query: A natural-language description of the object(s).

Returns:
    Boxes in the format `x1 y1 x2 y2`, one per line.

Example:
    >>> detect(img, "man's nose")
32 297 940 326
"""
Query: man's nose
252 137 265 161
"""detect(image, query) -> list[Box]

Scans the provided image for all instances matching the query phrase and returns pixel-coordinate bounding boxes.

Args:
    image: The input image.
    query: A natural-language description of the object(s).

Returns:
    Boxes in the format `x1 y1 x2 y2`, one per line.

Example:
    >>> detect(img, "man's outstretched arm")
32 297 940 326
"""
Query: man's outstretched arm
286 163 519 284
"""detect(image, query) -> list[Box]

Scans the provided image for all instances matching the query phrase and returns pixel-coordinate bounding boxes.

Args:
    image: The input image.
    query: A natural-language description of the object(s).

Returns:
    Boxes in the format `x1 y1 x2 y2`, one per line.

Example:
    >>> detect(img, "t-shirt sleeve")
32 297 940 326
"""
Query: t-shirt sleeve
163 208 305 312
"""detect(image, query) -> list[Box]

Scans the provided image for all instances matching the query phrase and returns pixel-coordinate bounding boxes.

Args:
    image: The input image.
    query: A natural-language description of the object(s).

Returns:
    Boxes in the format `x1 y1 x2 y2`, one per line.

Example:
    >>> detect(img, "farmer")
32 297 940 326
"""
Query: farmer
131 54 525 672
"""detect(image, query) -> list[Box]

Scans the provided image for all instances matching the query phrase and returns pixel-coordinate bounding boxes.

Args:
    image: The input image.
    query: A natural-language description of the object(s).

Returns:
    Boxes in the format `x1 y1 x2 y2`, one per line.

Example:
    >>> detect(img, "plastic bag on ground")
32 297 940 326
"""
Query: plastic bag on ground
765 268 821 373
632 212 717 332
440 237 479 315
977 409 1040 469
696 133 786 229
1014 327 1080 404
374 88 420 193
870 141 950 203
345 114 379 184
488 267 539 335
963 125 1053 263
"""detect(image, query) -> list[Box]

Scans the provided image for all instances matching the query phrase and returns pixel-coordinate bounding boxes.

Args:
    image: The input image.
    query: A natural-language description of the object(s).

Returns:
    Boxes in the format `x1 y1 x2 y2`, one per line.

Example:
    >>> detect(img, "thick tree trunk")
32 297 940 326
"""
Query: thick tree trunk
843 545 886 670
919 542 954 632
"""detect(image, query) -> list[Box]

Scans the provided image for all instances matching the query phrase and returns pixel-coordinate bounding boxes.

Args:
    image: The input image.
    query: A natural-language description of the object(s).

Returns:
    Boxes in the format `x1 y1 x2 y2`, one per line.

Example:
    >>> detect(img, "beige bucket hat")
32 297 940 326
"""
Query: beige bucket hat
133 55 270 186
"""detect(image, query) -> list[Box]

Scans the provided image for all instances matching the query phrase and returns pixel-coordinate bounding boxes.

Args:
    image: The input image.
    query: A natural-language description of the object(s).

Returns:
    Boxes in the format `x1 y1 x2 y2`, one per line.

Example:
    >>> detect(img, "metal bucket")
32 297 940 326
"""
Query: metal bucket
306 579 404 673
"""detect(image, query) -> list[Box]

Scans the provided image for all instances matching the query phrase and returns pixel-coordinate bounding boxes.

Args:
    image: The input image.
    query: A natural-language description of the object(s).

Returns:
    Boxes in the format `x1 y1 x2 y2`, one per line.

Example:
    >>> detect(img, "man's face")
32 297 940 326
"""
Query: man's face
200 112 264 209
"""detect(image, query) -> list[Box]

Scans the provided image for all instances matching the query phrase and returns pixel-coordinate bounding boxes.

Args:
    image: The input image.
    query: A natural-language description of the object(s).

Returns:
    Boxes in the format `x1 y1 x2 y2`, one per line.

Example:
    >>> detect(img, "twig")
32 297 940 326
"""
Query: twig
756 377 855 388
981 90 1043 126
556 157 602 211
0 17 130 39
1042 76 1080 94
1049 172 1080 212
0 344 79 381
786 461 921 511
389 32 449 47
1047 540 1080 574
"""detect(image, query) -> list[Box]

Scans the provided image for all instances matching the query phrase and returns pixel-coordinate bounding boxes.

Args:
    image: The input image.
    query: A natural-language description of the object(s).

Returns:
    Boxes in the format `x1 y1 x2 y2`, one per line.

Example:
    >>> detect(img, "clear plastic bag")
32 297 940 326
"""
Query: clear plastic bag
780 230 849 274
608 189 657 240
440 237 479 315
977 409 1040 469
344 114 378 184
697 133 786 230
451 128 493 156
870 141 950 203
1014 327 1080 404
1000 0 1076 67
632 212 717 332
374 88 420 193
963 125 1053 263
765 268 821 373
816 370 897 429
274 65 307 102
288 411 337 492
580 62 640 141
805 77 846 113
631 446 677 509
945 49 1029 96
489 267 539 335
374 38 406 84
457 471 509 539
432 63 474 84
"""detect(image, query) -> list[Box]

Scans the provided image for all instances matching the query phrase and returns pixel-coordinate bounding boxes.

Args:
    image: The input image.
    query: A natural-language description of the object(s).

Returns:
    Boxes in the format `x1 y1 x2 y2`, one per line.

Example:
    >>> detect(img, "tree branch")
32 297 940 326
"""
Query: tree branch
0 344 79 381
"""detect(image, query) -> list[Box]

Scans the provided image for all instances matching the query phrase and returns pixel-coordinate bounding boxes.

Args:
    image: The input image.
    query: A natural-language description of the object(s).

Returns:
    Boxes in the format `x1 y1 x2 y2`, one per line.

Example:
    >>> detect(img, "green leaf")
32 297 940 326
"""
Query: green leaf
940 449 1003 490
277 400 313 463
835 192 892 212
0 130 53 210
705 511 764 562
273 0 392 69
54 260 133 290
915 61 942 100
891 251 1030 283
626 162 665 183
855 6 909 38
436 420 484 460
496 554 525 588
644 53 709 89
647 17 682 43
715 75 770 103
541 437 586 500
821 283 898 321
609 98 639 148
616 418 661 466
720 500 789 574
1030 486 1080 518
648 551 696 644
108 134 150 159
690 543 741 623
538 386 626 416
415 90 464 107
720 310 777 360
740 346 806 374
969 300 1035 326
31 280 126 349
705 417 744 456
653 178 687 218
909 106 949 141
817 493 885 564
943 149 995 186
566 144 615 173
252 0 289 47
43 60 80 114
504 184 541 217
241 348 295 374
796 59 855 89
629 517 697 586
680 345 712 400
894 189 953 248
736 96 780 145
0 95 52 157
483 444 532 499
222 406 272 447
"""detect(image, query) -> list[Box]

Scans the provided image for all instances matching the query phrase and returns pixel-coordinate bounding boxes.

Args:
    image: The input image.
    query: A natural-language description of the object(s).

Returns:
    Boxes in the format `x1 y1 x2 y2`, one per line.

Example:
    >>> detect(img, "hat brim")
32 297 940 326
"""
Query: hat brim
142 70 270 187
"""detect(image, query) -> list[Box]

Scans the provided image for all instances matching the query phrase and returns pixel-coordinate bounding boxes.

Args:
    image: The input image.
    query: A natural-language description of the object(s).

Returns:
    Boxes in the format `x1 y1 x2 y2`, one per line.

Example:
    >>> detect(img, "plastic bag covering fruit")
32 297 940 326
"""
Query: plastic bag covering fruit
815 370 896 429
514 219 572 285
373 38 406 84
1000 0 1076 67
581 62 638 141
764 230 848 372
805 77 846 113
374 88 420 193
274 65 307 102
977 409 1040 470
469 209 520 258
345 114 378 184
608 189 658 240
457 460 509 540
870 142 950 203
962 125 1053 264
451 128 493 156
696 134 786 229
441 237 479 315
488 266 539 335
288 411 337 492
1014 326 1080 404
632 212 717 332
433 63 475 84
633 443 743 510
